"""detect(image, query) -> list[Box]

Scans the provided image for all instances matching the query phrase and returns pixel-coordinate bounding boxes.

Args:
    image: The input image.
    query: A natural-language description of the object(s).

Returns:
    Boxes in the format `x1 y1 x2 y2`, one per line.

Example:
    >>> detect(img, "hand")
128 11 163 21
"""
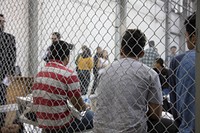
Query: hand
85 104 91 110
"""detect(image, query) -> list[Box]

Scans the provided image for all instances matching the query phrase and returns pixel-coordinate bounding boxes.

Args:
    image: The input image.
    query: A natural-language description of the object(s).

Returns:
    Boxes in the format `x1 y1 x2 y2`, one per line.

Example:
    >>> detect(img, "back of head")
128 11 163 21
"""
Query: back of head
82 47 92 58
184 12 196 36
54 40 74 50
96 46 102 52
52 32 61 40
170 46 177 50
121 29 146 57
49 43 70 61
155 58 164 67
149 40 155 47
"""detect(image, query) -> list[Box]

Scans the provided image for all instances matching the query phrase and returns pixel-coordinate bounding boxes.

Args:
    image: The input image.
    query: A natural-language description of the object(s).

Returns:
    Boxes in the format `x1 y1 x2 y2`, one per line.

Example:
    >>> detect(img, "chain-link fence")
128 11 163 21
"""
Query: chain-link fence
0 0 198 132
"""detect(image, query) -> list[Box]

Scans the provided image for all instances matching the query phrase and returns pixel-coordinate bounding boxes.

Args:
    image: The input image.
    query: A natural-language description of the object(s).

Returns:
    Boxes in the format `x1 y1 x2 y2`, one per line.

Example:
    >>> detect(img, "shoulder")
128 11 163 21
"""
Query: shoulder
153 68 158 73
66 68 74 74
177 52 195 74
170 52 186 67
82 57 93 61
3 32 15 38
133 60 158 77
144 48 151 52
59 40 74 50
181 51 195 66
162 67 169 75
182 51 195 61
172 53 186 61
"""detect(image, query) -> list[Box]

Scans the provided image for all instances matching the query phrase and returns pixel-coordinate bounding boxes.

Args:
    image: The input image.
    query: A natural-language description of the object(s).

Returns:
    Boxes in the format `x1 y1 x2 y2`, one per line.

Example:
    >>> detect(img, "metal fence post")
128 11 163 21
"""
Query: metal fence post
164 0 170 62
28 0 39 76
114 0 127 60
179 0 188 53
195 0 200 132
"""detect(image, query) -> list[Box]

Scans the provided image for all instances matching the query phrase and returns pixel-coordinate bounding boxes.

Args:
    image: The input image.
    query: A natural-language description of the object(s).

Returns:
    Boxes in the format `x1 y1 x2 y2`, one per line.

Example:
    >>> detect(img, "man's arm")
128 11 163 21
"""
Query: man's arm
168 53 185 124
67 74 88 112
70 95 88 112
147 102 162 120
147 72 163 120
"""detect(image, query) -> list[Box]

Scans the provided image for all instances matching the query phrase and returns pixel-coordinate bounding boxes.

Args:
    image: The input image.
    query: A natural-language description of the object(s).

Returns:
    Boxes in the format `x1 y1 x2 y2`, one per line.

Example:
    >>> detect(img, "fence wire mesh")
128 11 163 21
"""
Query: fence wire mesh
0 0 198 132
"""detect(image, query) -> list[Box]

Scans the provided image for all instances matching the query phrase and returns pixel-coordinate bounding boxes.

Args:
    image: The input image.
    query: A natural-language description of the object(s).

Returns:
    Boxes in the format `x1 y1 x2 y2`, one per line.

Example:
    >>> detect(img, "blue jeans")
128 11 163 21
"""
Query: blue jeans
44 110 94 133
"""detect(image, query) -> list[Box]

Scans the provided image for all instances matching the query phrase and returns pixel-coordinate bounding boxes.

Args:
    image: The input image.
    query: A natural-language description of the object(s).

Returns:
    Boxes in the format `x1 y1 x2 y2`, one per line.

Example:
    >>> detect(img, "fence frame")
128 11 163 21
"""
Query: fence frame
195 0 200 132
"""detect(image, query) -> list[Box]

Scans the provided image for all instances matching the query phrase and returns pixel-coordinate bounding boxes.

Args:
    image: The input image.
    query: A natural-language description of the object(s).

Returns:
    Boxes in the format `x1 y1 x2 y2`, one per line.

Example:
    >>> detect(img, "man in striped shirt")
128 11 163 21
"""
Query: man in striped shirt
32 43 93 132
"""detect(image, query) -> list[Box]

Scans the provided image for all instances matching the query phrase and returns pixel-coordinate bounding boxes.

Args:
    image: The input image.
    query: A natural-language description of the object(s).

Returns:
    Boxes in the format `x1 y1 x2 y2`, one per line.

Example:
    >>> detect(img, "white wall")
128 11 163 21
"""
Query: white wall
37 0 116 71
126 0 174 60
0 0 184 74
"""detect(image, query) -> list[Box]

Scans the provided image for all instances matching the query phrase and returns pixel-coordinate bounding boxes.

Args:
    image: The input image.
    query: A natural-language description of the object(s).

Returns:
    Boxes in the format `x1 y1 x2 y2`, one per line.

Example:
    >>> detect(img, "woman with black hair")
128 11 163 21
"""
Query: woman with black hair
77 46 93 95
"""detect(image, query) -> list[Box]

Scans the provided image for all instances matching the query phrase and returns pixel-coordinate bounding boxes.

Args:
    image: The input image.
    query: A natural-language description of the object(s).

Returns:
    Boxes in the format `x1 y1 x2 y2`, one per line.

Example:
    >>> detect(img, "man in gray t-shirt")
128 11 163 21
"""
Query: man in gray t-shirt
94 29 163 133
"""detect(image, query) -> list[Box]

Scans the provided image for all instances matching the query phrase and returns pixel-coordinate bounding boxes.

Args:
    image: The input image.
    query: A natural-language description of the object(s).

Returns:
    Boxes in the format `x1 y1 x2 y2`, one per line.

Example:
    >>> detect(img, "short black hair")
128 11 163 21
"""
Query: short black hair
49 42 70 61
121 29 146 57
96 46 101 49
184 12 196 37
170 46 177 49
52 32 61 40
82 47 92 58
155 58 164 67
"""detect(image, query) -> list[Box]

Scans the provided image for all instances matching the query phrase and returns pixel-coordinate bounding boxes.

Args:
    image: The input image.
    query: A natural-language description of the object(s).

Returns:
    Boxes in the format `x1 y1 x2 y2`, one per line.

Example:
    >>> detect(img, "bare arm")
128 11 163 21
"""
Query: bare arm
69 95 88 112
147 102 162 120
67 75 88 112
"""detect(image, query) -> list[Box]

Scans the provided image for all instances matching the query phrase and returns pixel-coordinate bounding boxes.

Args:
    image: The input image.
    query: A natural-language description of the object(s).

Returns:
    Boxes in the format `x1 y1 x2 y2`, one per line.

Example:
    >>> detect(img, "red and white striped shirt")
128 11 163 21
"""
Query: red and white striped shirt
32 60 81 129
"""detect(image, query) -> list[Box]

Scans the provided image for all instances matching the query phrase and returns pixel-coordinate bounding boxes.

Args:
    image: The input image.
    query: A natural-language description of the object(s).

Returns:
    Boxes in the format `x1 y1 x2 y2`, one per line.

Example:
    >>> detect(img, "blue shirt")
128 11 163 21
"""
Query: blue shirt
176 50 195 133
169 52 186 124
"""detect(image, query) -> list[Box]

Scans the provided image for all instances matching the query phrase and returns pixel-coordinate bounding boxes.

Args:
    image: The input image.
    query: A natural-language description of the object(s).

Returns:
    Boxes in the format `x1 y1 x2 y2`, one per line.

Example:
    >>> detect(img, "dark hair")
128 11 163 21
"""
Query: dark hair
100 50 108 60
49 42 70 61
81 45 87 50
121 29 146 57
170 46 177 49
155 58 164 67
0 14 4 17
96 46 101 49
52 32 61 40
149 40 155 47
184 12 196 37
52 40 74 50
82 47 92 58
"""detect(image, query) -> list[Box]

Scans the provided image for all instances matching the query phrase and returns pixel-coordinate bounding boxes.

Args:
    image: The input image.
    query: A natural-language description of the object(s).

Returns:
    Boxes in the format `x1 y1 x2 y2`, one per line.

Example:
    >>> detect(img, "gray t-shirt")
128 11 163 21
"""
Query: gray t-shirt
94 58 162 133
